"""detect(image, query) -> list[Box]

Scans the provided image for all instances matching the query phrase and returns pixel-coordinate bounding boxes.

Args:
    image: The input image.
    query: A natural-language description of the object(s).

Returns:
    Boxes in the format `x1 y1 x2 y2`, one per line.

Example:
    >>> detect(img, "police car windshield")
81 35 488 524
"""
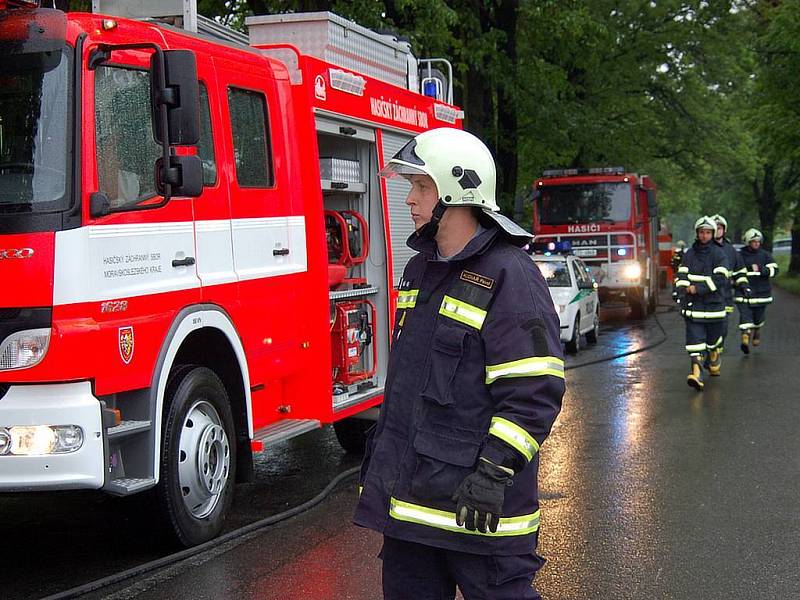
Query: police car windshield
535 260 572 287
0 45 71 214
538 182 631 225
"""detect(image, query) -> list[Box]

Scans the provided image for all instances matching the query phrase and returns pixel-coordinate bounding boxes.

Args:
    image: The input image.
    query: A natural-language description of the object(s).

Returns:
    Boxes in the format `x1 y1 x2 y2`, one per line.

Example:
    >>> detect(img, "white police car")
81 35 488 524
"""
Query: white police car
532 245 600 354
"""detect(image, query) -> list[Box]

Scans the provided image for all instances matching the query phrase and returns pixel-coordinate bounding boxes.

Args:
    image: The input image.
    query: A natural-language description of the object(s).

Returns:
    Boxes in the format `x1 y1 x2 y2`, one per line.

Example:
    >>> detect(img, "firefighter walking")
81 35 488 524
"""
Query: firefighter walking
354 128 565 599
736 228 779 353
675 216 730 390
711 214 747 353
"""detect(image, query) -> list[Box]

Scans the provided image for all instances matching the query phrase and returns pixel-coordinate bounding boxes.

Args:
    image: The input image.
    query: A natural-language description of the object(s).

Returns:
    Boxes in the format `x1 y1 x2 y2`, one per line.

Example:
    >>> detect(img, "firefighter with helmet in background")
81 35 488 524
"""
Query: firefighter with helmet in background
711 214 747 353
736 228 779 353
354 128 565 599
674 216 729 390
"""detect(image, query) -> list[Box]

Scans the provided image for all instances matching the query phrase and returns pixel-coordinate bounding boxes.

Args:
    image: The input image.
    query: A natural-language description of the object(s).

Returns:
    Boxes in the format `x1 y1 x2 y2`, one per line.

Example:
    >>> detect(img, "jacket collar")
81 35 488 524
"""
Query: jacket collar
407 224 500 261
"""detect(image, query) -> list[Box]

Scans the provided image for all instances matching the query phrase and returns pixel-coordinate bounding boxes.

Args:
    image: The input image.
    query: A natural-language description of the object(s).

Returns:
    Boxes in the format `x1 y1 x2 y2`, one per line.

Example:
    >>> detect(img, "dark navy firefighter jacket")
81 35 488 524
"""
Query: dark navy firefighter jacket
675 239 730 320
716 238 746 310
735 246 778 305
354 225 565 556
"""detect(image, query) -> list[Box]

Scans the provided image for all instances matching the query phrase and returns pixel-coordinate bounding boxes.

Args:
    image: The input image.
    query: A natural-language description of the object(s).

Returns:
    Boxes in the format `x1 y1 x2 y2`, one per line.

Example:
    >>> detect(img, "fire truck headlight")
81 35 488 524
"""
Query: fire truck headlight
0 328 51 371
1 425 84 456
623 263 642 280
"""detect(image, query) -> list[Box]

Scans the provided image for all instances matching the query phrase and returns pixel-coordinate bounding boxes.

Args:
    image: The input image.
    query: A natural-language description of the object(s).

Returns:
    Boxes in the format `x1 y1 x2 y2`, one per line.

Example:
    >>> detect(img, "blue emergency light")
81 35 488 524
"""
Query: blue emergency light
531 241 572 255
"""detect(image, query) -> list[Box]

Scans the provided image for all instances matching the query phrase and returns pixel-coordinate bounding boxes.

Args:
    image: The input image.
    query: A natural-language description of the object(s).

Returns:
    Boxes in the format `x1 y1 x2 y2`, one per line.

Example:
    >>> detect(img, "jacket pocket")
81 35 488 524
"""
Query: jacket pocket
410 427 482 503
420 325 467 408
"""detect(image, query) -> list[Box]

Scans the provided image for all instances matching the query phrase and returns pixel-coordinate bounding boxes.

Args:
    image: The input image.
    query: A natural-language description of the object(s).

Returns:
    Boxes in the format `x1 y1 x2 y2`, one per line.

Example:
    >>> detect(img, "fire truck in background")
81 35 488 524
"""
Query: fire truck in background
0 0 463 546
532 167 659 317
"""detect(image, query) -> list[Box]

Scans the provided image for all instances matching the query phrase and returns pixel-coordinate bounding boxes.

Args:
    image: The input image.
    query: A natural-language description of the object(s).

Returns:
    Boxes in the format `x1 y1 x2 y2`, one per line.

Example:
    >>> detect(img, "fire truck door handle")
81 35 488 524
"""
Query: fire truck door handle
171 257 196 267
273 248 290 256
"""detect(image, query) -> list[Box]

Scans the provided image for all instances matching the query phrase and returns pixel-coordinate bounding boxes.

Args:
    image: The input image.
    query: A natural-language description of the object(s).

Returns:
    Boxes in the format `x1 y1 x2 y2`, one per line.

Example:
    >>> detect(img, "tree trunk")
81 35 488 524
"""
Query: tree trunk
790 222 800 276
752 164 781 251
496 0 518 216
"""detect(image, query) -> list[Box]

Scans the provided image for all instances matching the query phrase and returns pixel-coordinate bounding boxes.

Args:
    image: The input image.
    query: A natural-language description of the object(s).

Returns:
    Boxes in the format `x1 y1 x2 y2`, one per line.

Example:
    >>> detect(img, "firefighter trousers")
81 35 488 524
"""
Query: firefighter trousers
739 303 767 330
380 536 543 600
685 318 724 356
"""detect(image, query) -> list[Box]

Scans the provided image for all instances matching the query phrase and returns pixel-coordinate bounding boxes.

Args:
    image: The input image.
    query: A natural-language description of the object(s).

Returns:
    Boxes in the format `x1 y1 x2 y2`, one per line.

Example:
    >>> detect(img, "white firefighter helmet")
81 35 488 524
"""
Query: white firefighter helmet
379 127 499 211
743 228 763 243
694 215 717 232
711 213 728 231
380 127 531 245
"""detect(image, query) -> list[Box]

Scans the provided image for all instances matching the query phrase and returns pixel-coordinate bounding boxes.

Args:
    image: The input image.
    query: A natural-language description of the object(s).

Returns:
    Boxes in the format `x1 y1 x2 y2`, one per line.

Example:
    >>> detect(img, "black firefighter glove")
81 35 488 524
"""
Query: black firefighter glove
452 458 512 533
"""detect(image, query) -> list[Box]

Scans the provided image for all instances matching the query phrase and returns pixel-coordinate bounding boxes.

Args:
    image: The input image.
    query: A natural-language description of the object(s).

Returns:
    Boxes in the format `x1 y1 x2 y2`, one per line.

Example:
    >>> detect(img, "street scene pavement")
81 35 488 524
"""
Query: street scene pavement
3 290 798 599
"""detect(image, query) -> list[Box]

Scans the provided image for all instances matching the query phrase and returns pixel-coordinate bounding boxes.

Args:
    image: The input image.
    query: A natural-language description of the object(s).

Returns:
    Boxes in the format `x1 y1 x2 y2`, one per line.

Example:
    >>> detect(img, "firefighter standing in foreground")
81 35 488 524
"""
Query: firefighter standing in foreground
675 216 730 390
353 128 565 599
736 228 779 354
711 214 747 353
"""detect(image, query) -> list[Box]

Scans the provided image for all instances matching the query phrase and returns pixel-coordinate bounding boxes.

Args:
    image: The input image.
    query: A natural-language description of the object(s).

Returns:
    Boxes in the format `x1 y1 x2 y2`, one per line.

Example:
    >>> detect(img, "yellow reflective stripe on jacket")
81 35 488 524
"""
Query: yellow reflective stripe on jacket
734 296 773 305
766 263 778 277
713 266 731 277
439 295 487 330
675 280 690 288
397 289 419 309
687 274 717 292
488 416 540 461
725 306 734 313
485 356 565 384
389 498 540 537
677 266 689 273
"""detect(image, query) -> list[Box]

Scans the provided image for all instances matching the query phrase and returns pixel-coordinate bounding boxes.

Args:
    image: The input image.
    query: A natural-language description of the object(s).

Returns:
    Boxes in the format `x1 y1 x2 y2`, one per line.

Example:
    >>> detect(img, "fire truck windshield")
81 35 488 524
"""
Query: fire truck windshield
538 182 631 225
0 46 71 214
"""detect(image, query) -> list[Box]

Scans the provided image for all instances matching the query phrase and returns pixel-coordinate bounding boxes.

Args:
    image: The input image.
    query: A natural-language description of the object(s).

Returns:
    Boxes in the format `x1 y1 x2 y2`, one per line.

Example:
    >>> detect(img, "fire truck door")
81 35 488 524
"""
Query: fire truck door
214 57 304 419
188 56 236 302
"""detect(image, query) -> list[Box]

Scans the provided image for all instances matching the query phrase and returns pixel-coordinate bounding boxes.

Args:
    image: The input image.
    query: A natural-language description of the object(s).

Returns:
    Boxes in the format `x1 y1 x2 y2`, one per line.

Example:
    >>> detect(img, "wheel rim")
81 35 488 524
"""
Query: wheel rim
177 400 231 519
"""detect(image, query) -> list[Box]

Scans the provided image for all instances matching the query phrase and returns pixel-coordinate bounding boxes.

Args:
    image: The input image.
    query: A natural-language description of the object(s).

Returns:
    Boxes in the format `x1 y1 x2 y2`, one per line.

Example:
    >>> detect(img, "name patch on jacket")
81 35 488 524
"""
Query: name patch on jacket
459 270 495 290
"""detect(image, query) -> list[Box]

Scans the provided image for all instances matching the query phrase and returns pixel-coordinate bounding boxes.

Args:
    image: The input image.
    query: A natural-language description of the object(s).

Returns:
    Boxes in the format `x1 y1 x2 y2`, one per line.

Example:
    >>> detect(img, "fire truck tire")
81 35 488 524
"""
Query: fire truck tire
333 417 373 454
565 314 581 354
629 290 646 319
586 309 600 344
156 365 237 548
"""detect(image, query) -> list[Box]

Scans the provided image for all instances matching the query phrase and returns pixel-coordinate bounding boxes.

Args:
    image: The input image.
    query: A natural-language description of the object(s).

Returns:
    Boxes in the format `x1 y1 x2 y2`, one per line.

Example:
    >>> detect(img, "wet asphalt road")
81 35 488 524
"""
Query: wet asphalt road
3 290 799 599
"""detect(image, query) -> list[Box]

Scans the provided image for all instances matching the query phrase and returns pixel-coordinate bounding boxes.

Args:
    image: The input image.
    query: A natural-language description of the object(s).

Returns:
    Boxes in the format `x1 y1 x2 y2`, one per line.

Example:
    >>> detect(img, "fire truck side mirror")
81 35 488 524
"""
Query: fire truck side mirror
155 155 203 199
150 50 200 146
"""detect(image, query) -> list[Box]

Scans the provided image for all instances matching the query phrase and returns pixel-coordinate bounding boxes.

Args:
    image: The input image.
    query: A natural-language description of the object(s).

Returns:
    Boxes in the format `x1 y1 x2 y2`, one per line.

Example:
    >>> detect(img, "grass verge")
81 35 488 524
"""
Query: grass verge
774 255 800 296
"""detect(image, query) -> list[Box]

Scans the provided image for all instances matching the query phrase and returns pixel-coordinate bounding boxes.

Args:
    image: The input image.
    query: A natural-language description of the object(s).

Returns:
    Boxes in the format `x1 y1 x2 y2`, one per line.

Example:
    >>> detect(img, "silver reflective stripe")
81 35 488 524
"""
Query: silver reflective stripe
686 342 707 352
739 322 755 330
675 280 690 288
397 289 419 309
488 417 539 461
734 296 773 305
389 498 540 537
707 336 723 349
683 309 727 319
439 295 487 330
485 356 565 384
678 266 689 273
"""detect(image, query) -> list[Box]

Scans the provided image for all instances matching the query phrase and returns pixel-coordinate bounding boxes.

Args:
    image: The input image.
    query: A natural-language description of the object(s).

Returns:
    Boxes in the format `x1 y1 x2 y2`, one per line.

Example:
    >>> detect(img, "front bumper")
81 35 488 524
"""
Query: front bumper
0 382 104 491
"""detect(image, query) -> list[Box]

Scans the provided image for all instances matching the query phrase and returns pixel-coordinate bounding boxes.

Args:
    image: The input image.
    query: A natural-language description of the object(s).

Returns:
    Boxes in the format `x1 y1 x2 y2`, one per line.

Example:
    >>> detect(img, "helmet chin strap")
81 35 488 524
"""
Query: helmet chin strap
416 201 448 240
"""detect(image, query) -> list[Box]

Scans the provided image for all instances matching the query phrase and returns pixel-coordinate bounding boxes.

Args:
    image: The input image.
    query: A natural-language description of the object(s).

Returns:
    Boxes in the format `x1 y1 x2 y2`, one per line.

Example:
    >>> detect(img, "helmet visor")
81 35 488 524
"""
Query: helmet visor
378 160 430 179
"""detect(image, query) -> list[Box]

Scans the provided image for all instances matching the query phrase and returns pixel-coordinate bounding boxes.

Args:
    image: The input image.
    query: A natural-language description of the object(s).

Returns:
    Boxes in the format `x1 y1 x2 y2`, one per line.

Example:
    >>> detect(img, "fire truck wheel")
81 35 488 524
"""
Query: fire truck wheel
586 309 600 344
333 417 373 454
157 366 236 548
565 314 581 354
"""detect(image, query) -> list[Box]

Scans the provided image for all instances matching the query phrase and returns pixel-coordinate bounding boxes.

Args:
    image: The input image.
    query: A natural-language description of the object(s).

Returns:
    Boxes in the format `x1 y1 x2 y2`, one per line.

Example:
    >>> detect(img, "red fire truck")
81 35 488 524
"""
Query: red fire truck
0 0 463 546
532 167 659 317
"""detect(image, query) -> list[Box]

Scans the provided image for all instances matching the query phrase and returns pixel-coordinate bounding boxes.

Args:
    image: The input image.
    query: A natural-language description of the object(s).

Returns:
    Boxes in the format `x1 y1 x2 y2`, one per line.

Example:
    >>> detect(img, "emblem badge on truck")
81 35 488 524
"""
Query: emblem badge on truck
118 326 134 365
0 248 34 260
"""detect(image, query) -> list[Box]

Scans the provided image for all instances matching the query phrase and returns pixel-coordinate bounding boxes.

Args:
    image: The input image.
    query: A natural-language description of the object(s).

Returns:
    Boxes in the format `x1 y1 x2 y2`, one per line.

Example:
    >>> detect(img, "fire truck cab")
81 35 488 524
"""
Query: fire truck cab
0 0 463 546
532 167 659 318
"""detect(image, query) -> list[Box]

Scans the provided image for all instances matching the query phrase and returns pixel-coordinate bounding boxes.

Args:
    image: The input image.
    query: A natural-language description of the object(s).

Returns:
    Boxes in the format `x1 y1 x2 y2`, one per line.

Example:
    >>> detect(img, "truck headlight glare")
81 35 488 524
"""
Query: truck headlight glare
0 425 84 456
623 263 642 279
0 328 51 371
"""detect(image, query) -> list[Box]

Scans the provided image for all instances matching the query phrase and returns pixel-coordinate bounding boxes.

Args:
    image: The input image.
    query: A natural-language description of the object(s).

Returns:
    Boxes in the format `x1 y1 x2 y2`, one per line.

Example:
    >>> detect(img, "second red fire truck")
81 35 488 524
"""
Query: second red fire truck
532 167 660 317
0 0 464 546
